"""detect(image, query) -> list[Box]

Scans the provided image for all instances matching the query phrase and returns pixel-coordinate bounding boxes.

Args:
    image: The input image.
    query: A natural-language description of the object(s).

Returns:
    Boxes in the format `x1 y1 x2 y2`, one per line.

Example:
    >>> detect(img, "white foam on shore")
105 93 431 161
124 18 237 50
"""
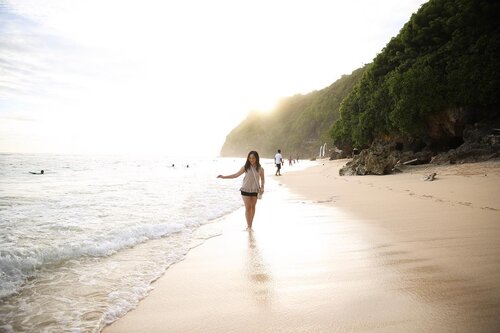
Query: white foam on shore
0 154 247 332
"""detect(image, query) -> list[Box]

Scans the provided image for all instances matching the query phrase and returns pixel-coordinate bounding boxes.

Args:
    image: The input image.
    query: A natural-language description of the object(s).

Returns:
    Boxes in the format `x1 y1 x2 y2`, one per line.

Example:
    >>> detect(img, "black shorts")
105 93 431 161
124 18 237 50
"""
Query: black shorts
241 191 258 197
276 163 281 170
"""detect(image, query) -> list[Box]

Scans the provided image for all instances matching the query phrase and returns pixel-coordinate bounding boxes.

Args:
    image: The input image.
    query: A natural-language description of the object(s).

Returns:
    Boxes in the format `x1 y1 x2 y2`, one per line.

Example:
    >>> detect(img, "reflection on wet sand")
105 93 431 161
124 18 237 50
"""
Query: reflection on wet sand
246 231 273 307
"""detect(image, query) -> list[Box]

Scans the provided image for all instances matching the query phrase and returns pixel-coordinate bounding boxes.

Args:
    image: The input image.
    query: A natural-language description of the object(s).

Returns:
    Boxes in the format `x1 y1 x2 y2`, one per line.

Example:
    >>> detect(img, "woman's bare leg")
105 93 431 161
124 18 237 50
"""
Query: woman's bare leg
242 196 258 229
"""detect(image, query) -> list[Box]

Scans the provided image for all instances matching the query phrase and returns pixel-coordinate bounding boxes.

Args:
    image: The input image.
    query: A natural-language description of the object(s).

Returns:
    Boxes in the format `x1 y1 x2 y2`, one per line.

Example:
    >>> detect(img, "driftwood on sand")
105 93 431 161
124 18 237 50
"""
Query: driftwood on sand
422 173 437 181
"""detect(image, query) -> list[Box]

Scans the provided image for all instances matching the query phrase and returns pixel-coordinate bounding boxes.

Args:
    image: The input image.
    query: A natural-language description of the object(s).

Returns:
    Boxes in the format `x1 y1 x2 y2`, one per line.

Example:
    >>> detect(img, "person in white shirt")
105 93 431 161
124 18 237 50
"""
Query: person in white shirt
274 149 283 176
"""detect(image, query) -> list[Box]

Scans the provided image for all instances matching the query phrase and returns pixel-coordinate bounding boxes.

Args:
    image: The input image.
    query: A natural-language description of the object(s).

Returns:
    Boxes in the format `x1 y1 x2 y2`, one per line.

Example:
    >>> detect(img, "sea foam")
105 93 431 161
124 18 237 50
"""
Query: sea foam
0 154 246 332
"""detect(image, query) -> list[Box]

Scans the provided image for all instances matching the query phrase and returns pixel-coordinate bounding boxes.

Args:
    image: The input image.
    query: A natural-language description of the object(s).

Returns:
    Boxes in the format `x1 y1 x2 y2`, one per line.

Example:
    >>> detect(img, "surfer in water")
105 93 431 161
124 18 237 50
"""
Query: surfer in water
30 170 44 174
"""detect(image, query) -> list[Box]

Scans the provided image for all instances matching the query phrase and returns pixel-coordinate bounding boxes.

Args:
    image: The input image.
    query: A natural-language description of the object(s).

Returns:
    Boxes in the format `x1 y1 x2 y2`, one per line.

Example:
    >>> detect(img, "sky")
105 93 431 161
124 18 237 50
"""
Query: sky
0 0 428 157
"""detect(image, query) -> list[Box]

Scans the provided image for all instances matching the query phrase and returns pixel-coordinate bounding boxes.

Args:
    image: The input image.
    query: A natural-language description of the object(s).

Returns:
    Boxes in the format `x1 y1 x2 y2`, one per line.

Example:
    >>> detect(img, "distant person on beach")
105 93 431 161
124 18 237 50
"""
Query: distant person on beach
217 151 265 230
275 149 283 176
30 170 44 174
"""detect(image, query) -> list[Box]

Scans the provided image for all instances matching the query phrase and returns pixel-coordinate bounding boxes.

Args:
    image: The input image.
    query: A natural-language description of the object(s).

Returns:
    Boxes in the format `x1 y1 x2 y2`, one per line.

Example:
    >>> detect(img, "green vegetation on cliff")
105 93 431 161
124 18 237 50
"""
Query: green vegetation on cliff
220 67 366 158
331 0 500 149
221 0 500 158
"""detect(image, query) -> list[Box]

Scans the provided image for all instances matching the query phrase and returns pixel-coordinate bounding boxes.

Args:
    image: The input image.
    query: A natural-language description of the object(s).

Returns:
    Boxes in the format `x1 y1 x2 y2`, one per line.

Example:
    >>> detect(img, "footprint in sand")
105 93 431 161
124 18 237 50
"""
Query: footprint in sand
406 265 443 274
315 200 332 204
481 206 498 211
379 250 409 256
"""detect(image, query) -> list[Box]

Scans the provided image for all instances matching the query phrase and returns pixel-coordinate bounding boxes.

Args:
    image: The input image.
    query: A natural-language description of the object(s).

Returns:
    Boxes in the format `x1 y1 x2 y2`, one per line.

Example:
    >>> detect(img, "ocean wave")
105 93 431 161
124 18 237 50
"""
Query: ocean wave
0 154 246 331
0 221 190 299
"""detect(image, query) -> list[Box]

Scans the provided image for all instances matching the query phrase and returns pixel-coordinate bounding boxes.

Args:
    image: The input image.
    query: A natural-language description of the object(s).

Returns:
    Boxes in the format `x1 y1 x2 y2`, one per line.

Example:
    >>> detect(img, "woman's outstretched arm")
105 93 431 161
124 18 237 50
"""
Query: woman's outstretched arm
217 167 245 179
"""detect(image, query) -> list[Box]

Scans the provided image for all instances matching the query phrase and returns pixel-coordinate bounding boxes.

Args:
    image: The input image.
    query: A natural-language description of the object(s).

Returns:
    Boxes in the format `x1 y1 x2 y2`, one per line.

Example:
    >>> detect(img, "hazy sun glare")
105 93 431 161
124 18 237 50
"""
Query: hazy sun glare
0 0 429 156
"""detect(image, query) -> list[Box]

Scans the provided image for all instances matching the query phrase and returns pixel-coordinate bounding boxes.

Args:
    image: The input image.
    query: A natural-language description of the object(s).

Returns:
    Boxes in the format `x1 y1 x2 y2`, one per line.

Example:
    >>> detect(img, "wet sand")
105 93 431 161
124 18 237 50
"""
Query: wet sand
103 159 500 332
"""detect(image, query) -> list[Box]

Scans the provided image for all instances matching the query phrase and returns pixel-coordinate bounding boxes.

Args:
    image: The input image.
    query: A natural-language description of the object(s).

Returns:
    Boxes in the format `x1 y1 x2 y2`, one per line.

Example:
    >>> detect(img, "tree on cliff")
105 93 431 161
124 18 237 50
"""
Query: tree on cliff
331 0 500 150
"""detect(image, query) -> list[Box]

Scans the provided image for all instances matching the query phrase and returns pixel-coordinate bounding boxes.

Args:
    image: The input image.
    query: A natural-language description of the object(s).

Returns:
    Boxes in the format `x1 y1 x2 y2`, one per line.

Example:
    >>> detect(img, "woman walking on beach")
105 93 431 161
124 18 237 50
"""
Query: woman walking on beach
217 151 265 230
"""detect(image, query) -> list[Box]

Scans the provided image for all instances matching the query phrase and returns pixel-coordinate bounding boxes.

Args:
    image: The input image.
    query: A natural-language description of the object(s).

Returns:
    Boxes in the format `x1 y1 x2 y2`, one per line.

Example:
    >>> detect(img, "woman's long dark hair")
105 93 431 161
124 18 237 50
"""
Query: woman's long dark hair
244 151 261 172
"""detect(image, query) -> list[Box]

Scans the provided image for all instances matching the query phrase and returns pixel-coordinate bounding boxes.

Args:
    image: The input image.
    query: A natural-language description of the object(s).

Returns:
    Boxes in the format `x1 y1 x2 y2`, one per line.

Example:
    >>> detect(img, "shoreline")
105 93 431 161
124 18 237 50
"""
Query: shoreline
103 159 500 332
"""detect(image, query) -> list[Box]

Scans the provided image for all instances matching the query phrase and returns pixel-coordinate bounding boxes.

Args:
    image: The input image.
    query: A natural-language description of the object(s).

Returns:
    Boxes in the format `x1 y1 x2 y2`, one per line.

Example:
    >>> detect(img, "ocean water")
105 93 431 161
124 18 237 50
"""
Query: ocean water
0 153 273 332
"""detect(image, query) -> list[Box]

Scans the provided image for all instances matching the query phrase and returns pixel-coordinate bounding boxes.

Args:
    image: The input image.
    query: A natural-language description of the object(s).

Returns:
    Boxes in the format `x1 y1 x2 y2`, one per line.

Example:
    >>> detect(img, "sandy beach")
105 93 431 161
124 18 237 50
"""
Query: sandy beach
103 159 500 332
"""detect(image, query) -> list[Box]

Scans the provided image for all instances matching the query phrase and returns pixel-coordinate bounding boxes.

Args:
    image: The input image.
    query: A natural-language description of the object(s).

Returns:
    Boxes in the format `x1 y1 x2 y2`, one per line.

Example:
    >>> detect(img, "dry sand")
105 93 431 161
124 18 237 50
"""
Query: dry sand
103 159 500 332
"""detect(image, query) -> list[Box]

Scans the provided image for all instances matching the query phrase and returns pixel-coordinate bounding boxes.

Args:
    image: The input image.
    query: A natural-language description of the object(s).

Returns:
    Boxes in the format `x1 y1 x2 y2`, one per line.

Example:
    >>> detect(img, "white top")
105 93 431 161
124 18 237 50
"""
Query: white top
240 166 260 193
275 153 282 164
